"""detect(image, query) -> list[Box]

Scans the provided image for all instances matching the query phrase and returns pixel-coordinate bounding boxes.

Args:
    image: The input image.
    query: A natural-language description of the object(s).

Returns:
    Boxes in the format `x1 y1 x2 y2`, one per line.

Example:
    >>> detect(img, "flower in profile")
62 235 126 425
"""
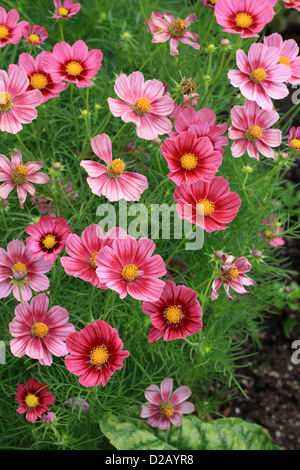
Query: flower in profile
42 40 103 88
264 33 300 85
96 235 166 301
228 43 291 109
107 71 174 140
80 134 148 202
26 216 72 262
9 293 75 366
53 0 81 18
15 379 55 422
0 240 53 301
173 176 241 233
0 150 49 209
288 127 300 152
161 131 223 185
41 411 56 424
229 100 281 160
65 319 130 387
0 7 28 48
143 280 203 343
259 215 285 247
141 378 194 430
211 254 256 301
23 24 48 45
149 12 199 56
65 397 89 412
0 68 43 134
283 0 300 11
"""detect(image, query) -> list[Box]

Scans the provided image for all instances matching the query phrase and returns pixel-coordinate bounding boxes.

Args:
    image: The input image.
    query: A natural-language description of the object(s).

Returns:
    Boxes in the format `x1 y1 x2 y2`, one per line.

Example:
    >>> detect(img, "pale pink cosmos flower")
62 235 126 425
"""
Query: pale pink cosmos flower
0 68 43 134
0 240 53 302
229 100 281 160
147 12 172 34
53 0 81 19
264 33 300 85
259 215 285 247
0 7 28 48
211 254 256 301
81 134 148 202
23 24 48 45
283 0 300 11
228 43 291 109
149 12 199 56
141 378 195 430
0 150 49 209
9 293 75 366
288 127 300 152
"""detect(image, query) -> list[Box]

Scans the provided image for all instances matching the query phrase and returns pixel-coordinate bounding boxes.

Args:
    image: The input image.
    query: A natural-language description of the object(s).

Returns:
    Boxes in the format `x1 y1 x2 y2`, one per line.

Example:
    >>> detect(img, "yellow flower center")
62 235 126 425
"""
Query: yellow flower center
25 393 39 408
164 305 183 324
133 98 151 116
0 25 9 40
0 92 12 110
29 33 40 43
89 252 98 269
32 322 49 338
58 7 69 16
291 138 300 149
169 19 186 37
251 68 267 83
196 199 215 217
13 262 27 273
265 229 273 237
278 56 290 66
209 0 219 4
246 125 262 141
222 267 239 281
11 165 28 184
160 402 174 417
65 61 83 77
180 153 197 170
90 345 109 366
109 159 125 176
235 13 253 29
42 234 57 249
121 264 139 281
30 73 48 90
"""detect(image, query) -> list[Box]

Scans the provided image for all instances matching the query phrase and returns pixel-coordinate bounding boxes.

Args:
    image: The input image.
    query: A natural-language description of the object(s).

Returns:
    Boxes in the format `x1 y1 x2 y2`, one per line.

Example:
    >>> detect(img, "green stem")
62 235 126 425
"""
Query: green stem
70 83 80 154
18 285 23 302
166 225 196 264
140 43 165 71
73 193 96 231
111 122 128 144
59 19 64 41
89 285 96 322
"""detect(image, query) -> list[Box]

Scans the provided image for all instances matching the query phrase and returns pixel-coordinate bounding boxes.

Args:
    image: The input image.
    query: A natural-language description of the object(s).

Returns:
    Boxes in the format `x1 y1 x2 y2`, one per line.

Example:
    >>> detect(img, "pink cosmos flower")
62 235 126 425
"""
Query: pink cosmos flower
53 0 81 19
41 411 56 424
200 0 220 7
264 33 300 84
0 240 53 302
80 134 148 202
228 43 292 110
0 7 28 48
161 131 223 185
0 150 49 209
61 225 126 288
140 378 195 430
149 12 199 56
9 52 66 103
26 216 72 262
228 100 281 160
211 254 256 301
259 215 285 246
42 40 103 88
283 0 300 11
142 280 203 343
147 12 172 34
23 24 48 45
107 71 174 140
288 127 300 152
16 379 55 422
9 293 75 366
65 319 130 387
96 235 166 301
0 68 43 134
173 176 241 233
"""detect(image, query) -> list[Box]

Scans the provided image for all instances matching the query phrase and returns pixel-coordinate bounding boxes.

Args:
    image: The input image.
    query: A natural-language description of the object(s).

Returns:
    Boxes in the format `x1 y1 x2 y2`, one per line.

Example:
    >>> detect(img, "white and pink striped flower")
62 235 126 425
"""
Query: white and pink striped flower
264 33 300 85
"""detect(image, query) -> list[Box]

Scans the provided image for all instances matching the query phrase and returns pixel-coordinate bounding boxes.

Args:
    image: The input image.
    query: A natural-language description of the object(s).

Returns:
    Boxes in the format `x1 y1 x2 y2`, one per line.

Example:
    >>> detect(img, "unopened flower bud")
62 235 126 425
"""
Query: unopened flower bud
214 250 224 259
252 249 262 258
152 137 162 146
52 162 61 171
1 198 8 207
13 271 25 281
220 38 230 47
41 411 56 425
81 109 88 117
243 165 254 173
207 44 215 52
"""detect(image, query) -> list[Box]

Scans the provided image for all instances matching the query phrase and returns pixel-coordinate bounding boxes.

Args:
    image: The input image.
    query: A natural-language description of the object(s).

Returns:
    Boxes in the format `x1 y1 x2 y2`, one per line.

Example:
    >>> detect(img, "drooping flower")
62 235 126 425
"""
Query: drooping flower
0 7 28 48
65 319 130 387
107 71 174 140
283 0 300 11
52 0 81 19
65 397 89 412
211 254 256 301
263 33 300 85
0 68 43 134
288 127 300 152
142 280 203 343
26 216 72 262
42 40 103 88
0 150 49 209
80 134 148 202
228 43 291 109
259 215 285 247
96 235 166 301
0 240 53 301
9 293 75 366
140 378 195 430
15 379 55 422
173 176 241 233
149 12 199 56
228 100 282 160
147 12 172 34
161 131 223 185
23 24 48 45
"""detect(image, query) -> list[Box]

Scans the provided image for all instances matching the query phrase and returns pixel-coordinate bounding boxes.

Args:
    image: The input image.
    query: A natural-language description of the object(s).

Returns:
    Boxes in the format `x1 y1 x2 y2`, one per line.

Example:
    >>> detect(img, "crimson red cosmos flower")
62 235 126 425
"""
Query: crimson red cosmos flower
15 378 55 422
173 176 241 233
65 319 130 387
0 7 28 48
22 24 48 45
288 127 300 152
142 280 203 343
26 216 72 262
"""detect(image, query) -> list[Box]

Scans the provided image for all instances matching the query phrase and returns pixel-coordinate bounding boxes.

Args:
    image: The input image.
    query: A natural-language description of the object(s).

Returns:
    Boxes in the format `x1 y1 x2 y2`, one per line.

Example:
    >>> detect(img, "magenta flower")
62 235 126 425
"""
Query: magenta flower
141 378 195 430
0 240 53 301
41 411 56 424
53 0 81 18
22 24 48 45
288 127 300 152
0 150 49 209
259 215 285 247
9 293 75 366
264 33 300 85
283 0 300 11
15 379 55 422
42 40 103 88
211 254 256 301
149 12 199 56
0 7 28 48
107 72 174 140
229 100 281 160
